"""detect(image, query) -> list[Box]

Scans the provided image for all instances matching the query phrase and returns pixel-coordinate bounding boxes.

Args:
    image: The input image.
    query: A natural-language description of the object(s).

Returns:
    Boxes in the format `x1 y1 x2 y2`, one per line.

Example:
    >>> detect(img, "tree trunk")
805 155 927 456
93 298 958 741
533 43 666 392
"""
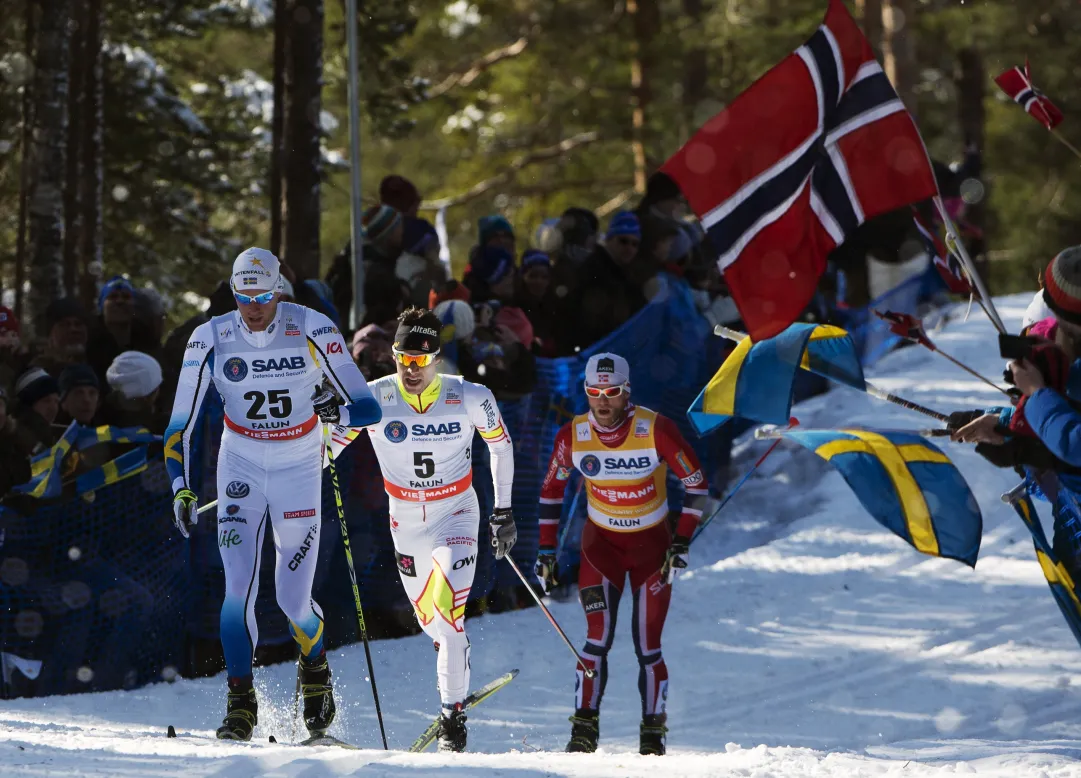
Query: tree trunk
681 0 708 139
63 0 86 297
14 0 37 320
882 0 916 112
627 0 659 193
78 0 104 308
27 0 71 332
855 0 883 59
281 0 323 281
270 0 286 258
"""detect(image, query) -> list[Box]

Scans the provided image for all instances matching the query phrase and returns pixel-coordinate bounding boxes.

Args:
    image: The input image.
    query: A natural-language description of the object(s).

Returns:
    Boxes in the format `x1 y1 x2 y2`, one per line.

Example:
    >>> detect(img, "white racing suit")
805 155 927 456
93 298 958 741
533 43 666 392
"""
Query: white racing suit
165 303 380 680
365 374 514 706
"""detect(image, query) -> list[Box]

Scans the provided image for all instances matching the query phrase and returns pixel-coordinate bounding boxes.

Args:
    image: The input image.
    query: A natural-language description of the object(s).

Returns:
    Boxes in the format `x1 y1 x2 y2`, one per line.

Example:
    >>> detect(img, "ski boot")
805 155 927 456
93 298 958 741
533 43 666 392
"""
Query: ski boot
639 713 667 756
216 676 258 741
298 652 336 736
566 708 599 753
437 702 468 752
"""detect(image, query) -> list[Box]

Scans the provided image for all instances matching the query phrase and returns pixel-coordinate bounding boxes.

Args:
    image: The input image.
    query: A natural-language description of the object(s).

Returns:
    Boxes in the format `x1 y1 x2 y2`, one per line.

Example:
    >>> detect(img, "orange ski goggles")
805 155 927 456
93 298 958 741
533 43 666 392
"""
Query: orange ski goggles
393 349 439 368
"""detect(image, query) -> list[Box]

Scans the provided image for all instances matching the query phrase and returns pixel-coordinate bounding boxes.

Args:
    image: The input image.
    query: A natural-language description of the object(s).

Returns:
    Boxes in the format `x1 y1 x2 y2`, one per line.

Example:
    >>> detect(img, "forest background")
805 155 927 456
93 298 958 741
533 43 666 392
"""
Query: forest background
1 0 1078 331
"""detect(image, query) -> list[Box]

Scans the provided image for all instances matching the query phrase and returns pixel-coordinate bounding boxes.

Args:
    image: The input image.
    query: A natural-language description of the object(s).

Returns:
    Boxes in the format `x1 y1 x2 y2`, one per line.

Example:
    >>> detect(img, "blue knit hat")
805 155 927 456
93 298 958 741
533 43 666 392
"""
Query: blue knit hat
478 215 514 247
59 363 100 399
98 276 134 311
606 211 641 240
402 217 438 255
472 245 515 286
521 249 551 272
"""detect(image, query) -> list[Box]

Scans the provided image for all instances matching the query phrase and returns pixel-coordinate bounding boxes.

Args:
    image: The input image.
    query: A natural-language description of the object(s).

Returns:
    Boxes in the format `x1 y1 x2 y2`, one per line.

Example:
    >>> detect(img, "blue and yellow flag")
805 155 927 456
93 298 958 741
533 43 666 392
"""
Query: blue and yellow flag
688 323 865 435
1007 487 1081 648
12 421 82 499
12 424 160 499
782 428 982 567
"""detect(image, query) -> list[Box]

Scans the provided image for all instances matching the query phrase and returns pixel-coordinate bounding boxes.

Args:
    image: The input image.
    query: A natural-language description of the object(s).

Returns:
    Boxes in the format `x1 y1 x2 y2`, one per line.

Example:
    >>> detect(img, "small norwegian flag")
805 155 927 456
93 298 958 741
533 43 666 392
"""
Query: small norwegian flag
912 208 972 295
995 61 1063 130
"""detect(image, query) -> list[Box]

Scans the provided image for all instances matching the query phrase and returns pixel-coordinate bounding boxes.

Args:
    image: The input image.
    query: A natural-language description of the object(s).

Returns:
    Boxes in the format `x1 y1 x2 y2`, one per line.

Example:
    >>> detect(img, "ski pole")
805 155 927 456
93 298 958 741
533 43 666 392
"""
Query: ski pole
712 325 950 423
692 417 798 544
324 425 389 750
198 499 218 515
753 425 951 440
503 554 595 678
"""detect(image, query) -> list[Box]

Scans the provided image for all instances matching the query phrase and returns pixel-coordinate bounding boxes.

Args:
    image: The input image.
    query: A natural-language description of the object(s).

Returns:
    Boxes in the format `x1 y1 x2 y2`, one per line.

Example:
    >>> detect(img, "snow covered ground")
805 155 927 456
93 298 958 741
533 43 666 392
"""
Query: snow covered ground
6 293 1081 776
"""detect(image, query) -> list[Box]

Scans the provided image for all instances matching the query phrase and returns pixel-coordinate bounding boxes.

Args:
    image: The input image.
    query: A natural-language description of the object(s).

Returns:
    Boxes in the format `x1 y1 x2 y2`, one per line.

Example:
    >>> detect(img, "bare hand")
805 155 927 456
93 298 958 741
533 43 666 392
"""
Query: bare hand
1010 359 1046 397
950 413 1005 445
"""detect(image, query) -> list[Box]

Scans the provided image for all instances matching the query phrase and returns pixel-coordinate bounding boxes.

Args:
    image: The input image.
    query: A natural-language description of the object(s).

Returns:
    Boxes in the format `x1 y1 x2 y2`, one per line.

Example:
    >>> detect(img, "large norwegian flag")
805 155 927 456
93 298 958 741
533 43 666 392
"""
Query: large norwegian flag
662 0 938 341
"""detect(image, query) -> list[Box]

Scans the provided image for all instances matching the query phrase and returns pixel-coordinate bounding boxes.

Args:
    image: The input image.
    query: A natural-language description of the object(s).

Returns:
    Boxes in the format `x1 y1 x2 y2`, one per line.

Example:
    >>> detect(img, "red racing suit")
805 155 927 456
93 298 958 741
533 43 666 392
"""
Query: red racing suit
539 405 708 717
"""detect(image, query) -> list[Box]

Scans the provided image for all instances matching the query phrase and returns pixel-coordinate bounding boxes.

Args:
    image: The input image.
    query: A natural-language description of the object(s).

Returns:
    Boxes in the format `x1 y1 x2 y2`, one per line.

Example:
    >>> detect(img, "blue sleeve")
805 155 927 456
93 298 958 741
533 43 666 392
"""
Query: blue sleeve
1023 388 1081 467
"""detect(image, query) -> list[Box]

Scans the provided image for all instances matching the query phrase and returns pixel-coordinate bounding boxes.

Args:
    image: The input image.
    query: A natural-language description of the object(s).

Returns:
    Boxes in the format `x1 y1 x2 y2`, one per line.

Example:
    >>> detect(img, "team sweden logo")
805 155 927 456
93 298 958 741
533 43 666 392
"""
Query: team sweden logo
384 420 408 443
581 454 601 476
223 357 247 382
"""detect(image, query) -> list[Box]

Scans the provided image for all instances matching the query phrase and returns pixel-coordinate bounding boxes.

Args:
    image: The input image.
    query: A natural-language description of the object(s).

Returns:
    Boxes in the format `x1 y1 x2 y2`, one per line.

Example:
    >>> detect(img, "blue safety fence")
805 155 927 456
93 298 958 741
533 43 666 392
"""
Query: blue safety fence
0 268 947 697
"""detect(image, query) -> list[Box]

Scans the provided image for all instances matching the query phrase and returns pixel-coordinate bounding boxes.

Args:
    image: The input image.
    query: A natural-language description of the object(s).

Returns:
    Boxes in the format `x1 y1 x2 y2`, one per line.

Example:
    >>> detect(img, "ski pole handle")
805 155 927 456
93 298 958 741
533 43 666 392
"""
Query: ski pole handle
504 555 595 678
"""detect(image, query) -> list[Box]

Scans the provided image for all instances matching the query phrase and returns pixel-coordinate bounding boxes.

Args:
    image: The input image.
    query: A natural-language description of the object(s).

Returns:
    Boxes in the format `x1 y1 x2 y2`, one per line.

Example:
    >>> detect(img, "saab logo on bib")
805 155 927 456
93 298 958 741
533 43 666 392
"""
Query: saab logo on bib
252 356 305 373
223 357 247 382
605 456 651 469
384 420 408 442
580 454 601 476
411 422 461 436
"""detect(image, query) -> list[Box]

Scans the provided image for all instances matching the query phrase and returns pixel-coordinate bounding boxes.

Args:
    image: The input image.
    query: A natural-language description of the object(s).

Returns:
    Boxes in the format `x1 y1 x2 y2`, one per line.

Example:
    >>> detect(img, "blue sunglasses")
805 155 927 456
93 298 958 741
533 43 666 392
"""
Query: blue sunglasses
234 290 276 305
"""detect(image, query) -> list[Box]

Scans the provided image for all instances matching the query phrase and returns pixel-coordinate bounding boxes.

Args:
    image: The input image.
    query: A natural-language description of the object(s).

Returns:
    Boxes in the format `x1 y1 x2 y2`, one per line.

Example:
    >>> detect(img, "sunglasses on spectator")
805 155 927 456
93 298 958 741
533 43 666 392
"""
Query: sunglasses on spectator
234 290 276 305
584 383 627 398
393 349 439 368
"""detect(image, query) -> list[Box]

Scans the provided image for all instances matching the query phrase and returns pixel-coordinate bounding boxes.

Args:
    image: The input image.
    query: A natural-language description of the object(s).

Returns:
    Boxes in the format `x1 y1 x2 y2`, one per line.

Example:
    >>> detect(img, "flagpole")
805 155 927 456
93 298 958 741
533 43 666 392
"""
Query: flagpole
1050 129 1081 164
933 196 1007 335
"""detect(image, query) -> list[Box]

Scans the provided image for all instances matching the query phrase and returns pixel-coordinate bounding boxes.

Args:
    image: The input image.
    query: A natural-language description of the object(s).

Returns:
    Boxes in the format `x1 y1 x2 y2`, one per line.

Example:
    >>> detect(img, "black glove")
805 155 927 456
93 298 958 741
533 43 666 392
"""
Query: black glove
172 488 198 538
490 508 517 560
312 387 341 424
660 535 691 584
947 410 984 431
534 548 559 595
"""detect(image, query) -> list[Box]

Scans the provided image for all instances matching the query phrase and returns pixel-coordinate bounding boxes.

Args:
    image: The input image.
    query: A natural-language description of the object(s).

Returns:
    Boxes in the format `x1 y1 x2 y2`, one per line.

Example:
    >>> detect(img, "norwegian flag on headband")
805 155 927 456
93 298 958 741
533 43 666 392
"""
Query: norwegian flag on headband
662 0 938 341
912 208 972 295
994 61 1063 130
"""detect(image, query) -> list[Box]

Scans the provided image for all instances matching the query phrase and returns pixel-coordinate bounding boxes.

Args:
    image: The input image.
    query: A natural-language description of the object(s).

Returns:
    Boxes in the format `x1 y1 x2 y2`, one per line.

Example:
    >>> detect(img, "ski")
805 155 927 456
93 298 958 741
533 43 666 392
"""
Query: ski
296 733 362 750
407 669 519 753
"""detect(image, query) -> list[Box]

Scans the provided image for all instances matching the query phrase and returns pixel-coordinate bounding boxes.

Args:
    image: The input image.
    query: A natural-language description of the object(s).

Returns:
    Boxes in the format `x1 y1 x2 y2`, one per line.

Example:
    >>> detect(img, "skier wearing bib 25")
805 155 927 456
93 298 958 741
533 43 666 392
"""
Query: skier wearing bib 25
164 248 381 742
364 307 516 752
536 352 709 756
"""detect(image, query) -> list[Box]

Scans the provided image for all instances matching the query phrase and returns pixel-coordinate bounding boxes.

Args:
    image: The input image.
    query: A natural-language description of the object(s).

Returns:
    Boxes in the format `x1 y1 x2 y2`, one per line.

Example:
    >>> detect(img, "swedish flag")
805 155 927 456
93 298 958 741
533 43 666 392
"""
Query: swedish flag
687 323 865 435
1007 488 1081 648
781 428 982 567
12 421 81 499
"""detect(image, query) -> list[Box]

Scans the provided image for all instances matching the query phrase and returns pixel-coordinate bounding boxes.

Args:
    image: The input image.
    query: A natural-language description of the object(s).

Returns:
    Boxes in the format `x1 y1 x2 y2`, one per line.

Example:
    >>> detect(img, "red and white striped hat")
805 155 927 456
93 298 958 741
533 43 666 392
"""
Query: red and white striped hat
1043 246 1081 326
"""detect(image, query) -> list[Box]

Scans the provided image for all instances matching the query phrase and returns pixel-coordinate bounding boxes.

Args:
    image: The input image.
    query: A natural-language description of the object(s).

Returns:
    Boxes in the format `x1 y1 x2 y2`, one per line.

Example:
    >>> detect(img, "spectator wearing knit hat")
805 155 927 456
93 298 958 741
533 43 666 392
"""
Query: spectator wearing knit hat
326 204 408 327
516 250 560 357
58 363 101 426
463 244 516 304
12 367 60 456
28 297 89 380
478 215 516 258
86 276 162 389
556 211 651 355
0 385 32 497
100 351 167 433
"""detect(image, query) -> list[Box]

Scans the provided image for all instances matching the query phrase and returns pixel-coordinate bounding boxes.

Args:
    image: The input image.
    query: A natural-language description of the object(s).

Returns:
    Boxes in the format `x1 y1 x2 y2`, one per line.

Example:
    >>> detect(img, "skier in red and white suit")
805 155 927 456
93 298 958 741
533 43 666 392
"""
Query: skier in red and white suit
535 352 709 756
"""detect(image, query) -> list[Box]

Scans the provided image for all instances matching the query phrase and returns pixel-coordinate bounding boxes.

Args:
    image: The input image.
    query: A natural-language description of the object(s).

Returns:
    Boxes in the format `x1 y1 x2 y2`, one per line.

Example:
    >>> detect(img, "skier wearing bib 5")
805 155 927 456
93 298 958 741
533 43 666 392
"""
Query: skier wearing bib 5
536 352 709 756
364 307 517 752
165 248 381 741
